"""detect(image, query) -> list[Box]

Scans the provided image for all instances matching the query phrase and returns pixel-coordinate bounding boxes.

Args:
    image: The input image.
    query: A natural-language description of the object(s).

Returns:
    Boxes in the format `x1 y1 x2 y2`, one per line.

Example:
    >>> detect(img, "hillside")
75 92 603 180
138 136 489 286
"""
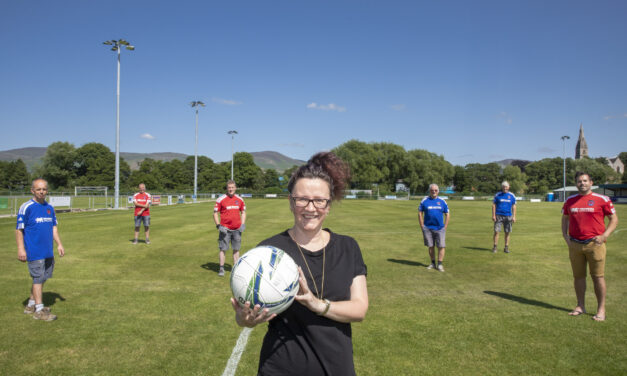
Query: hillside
0 147 303 173
250 151 305 172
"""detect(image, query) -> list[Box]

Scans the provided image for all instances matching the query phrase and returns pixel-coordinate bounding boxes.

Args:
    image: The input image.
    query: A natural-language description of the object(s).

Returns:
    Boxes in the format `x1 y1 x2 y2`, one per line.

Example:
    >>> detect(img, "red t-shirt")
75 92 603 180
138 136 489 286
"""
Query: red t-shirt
562 193 615 240
133 192 151 216
214 194 245 230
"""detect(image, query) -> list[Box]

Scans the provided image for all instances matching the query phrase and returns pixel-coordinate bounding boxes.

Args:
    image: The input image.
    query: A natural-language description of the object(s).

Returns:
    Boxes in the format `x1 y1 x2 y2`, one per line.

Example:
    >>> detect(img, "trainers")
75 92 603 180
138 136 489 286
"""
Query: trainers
504 247 510 254
145 239 151 245
218 268 225 277
492 246 497 253
437 264 445 272
33 309 57 321
132 239 138 245
24 306 50 314
426 264 435 270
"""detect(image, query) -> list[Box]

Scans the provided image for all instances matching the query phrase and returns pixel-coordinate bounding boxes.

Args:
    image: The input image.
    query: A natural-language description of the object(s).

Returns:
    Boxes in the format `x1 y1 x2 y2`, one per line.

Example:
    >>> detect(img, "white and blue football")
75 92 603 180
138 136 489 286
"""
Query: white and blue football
230 245 300 315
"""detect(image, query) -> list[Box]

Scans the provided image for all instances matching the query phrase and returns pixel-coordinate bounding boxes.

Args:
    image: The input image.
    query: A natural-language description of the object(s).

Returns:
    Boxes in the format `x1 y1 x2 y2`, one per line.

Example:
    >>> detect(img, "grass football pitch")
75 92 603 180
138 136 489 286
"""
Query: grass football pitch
1 199 625 375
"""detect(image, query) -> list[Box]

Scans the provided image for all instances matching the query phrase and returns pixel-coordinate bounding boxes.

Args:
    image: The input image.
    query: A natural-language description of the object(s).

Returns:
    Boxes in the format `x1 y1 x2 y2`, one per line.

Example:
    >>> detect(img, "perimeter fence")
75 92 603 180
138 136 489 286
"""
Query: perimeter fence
0 190 549 217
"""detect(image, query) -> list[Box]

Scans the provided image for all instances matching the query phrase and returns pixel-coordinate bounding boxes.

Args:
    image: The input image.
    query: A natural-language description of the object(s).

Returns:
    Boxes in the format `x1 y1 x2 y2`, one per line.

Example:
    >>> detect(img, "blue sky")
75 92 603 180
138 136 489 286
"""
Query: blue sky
1 0 625 166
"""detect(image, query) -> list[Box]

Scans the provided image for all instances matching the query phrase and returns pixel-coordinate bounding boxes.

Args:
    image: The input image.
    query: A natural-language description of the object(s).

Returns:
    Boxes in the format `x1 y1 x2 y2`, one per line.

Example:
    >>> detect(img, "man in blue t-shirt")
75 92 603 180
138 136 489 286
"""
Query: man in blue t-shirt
419 184 450 272
492 181 517 253
16 179 65 321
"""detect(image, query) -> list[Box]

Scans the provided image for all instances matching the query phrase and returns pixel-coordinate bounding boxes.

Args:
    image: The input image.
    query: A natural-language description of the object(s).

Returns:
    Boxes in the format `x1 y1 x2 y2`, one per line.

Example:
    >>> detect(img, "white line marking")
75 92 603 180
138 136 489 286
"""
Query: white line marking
221 327 253 376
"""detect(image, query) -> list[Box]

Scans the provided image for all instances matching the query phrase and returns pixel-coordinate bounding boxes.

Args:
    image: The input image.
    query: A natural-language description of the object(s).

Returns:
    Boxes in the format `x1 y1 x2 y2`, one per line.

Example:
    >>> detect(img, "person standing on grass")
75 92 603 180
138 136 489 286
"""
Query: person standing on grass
214 180 246 277
419 184 450 272
16 178 65 321
132 183 151 245
231 152 368 376
492 181 516 253
562 171 618 322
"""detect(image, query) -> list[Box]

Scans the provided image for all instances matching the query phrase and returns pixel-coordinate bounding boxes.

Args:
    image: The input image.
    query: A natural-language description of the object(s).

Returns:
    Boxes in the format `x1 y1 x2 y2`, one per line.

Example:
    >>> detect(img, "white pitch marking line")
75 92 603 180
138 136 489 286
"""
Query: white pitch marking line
221 327 253 376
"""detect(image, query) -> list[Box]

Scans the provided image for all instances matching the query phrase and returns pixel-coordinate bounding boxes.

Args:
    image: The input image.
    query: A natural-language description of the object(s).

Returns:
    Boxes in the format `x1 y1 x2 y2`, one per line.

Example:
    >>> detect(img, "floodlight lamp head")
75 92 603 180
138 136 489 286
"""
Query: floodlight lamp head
103 41 113 45
119 39 129 45
126 46 135 51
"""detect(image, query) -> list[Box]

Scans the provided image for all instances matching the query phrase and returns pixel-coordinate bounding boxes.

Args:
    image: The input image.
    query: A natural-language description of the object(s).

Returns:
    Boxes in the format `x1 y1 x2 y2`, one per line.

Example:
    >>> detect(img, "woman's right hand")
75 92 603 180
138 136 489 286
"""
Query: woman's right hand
230 298 276 328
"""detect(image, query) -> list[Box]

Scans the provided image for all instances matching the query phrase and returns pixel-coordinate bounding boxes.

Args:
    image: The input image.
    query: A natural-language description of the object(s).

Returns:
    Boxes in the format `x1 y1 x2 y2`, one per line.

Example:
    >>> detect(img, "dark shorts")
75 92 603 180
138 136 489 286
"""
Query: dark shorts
218 226 242 251
135 215 150 228
494 215 513 233
28 257 55 284
422 227 446 248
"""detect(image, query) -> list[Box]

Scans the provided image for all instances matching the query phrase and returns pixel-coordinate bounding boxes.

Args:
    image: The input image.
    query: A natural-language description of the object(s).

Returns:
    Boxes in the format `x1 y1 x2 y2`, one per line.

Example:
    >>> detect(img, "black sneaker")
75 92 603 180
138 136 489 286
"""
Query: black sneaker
492 246 497 253
504 247 510 254
218 268 225 277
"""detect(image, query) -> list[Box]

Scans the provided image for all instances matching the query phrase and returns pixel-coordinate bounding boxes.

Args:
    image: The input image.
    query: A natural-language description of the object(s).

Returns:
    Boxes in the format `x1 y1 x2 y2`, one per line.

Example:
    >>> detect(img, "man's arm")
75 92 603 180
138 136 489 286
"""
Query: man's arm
561 215 571 246
15 229 27 262
512 204 516 222
418 211 424 228
492 203 496 221
240 211 246 225
443 212 449 229
594 213 618 244
213 211 221 227
53 226 65 257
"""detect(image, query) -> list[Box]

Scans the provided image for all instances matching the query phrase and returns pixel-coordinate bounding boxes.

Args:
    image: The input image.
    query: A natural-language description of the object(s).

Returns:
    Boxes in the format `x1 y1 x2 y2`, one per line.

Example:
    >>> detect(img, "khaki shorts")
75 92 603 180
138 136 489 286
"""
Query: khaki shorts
568 241 606 278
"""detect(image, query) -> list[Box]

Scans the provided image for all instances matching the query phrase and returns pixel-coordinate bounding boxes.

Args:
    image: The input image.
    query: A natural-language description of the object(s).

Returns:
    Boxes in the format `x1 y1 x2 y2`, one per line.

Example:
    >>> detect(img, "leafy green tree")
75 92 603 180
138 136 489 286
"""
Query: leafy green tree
501 165 527 194
525 157 569 194
263 169 280 188
571 158 621 184
0 159 30 190
74 143 130 188
233 152 264 190
39 141 77 189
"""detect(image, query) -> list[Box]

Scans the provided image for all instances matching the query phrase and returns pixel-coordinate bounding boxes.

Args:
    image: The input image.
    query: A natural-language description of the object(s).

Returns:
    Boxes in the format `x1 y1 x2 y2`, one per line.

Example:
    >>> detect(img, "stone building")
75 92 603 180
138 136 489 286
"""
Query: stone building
575 123 588 159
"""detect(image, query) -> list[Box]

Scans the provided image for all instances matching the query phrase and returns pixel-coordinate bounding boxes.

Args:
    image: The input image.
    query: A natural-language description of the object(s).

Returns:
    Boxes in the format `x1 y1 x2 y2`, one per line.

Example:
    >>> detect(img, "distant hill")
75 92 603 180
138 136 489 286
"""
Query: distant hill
250 151 305 172
0 147 303 173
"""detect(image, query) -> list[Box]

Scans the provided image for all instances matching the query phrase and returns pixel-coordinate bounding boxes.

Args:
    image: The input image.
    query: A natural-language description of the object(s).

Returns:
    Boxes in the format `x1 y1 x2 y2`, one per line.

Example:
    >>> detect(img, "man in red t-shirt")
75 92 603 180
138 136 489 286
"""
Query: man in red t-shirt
213 180 246 276
562 172 618 321
132 183 152 245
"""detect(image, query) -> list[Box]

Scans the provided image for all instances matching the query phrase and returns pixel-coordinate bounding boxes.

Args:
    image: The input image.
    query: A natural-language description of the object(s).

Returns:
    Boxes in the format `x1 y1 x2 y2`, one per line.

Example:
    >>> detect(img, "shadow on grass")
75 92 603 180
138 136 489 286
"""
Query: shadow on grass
484 291 570 312
21 292 66 308
200 262 232 272
462 246 492 252
129 239 149 244
387 259 428 268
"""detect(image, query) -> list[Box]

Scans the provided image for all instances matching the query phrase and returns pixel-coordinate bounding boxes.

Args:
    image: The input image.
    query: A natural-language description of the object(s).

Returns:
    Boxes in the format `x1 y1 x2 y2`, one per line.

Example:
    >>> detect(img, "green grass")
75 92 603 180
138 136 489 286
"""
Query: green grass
0 199 625 375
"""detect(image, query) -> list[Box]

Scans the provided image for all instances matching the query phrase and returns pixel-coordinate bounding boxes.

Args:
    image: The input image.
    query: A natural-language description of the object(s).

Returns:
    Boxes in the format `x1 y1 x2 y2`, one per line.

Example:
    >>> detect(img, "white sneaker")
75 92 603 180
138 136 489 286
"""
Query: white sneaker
437 264 445 272
426 264 435 270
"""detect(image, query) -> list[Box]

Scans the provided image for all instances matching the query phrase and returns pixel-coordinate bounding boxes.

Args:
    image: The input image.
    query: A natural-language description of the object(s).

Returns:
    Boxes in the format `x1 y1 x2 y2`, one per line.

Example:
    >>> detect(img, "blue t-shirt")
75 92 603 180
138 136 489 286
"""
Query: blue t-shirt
493 191 516 216
16 199 57 261
419 196 449 230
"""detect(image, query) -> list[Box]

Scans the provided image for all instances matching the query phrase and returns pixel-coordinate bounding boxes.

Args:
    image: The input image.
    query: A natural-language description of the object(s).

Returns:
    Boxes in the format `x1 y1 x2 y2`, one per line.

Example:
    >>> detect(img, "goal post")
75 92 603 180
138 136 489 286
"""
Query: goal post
74 186 109 209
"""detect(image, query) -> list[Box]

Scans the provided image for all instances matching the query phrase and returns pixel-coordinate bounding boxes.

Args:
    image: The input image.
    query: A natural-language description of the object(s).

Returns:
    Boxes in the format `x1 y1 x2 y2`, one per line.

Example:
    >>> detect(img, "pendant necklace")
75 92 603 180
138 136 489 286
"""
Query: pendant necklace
292 234 326 300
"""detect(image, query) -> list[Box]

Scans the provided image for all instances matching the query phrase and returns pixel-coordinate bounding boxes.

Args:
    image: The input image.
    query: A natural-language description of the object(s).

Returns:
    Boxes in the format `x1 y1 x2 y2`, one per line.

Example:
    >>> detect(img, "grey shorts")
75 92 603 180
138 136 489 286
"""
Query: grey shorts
422 227 446 248
28 258 55 284
134 216 150 228
218 226 242 251
494 215 513 233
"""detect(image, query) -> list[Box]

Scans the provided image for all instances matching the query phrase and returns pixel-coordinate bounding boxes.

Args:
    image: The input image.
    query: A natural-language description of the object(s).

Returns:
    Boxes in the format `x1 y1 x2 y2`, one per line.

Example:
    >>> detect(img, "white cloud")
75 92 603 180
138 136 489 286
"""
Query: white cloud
306 102 346 112
212 97 242 106
279 142 305 148
603 113 627 120
390 104 406 111
538 146 556 154
140 133 155 140
497 111 513 124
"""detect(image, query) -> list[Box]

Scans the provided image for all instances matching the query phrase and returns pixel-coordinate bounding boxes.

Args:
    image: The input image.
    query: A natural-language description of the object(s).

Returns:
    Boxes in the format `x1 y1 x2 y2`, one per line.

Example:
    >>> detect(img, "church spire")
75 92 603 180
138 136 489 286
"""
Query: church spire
575 123 588 159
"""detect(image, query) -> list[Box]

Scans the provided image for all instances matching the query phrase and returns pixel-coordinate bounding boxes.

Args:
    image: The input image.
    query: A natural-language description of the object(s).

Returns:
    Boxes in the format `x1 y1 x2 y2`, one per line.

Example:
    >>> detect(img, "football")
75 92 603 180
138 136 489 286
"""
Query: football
230 245 300 315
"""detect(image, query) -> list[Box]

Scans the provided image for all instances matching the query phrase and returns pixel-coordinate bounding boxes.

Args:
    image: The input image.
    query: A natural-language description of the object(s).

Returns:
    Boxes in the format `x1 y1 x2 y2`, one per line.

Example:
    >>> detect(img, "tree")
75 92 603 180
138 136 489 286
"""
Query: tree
571 158 621 184
233 152 264 190
501 165 527 194
39 141 77 189
263 169 280 188
0 159 30 190
74 142 130 188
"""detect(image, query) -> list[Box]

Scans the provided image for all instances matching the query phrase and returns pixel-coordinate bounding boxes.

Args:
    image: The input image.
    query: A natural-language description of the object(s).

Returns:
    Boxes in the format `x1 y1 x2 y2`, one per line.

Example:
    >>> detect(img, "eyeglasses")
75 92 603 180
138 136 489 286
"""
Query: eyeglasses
291 196 331 209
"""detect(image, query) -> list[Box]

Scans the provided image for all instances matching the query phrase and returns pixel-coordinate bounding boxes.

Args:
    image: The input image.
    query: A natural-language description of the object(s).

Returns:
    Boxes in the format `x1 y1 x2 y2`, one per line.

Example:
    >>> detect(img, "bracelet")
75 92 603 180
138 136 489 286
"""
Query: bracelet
318 299 331 316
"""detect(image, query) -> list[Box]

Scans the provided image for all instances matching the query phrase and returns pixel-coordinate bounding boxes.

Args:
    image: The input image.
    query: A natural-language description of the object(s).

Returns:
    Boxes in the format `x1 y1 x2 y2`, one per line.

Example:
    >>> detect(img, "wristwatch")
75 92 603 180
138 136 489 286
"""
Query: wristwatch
318 299 331 316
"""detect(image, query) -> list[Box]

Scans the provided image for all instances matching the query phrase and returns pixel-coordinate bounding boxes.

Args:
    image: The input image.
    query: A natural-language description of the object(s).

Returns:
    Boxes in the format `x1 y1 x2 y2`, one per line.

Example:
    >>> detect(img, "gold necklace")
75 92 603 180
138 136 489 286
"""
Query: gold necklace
292 237 326 300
